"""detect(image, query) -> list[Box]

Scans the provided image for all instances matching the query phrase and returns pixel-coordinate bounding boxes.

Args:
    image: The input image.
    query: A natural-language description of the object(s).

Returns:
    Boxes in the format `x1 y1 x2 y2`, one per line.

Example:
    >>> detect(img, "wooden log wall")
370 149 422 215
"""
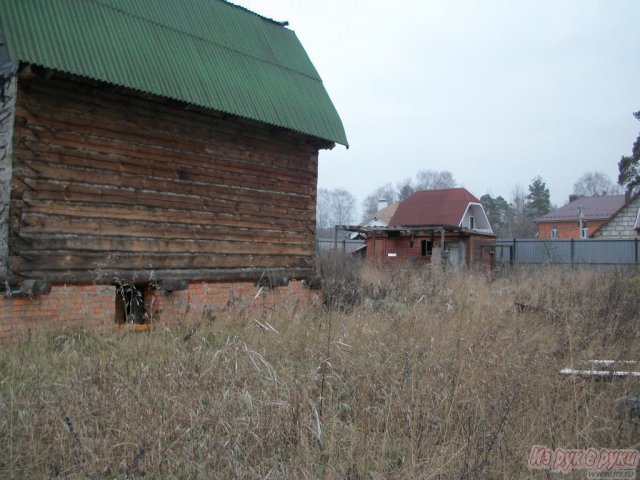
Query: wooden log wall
8 72 322 284
0 74 17 277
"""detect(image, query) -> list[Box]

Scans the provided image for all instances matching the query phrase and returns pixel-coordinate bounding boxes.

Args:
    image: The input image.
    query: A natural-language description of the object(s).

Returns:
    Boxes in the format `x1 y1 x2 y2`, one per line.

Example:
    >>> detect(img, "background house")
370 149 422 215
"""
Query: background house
361 200 400 228
535 194 626 239
341 188 495 269
0 0 347 337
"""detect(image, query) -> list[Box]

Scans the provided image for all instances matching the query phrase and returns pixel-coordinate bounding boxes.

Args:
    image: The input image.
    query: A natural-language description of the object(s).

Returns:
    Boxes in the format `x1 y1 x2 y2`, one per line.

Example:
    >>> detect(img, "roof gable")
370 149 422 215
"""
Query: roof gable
535 195 625 223
389 188 481 227
361 202 399 227
591 191 640 236
0 0 348 146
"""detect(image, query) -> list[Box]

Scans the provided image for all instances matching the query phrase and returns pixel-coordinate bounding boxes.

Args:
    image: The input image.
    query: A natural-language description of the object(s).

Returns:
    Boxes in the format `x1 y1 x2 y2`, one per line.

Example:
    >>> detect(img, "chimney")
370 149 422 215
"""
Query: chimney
569 194 579 203
625 191 631 203
377 199 388 211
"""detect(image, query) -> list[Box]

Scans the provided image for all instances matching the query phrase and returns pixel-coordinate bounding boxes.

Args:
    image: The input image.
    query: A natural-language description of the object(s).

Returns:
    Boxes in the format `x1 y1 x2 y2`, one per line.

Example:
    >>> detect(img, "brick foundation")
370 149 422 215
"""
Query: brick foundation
0 280 320 342
146 279 319 322
0 285 114 342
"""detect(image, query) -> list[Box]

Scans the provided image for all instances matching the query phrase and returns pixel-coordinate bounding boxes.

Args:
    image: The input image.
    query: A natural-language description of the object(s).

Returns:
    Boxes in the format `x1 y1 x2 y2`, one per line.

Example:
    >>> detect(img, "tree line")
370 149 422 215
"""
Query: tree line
318 110 640 238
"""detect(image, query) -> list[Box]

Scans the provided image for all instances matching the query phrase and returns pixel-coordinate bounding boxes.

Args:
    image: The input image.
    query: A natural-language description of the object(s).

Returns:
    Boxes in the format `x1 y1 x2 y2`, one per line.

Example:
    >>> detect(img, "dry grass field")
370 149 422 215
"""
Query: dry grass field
1 258 639 478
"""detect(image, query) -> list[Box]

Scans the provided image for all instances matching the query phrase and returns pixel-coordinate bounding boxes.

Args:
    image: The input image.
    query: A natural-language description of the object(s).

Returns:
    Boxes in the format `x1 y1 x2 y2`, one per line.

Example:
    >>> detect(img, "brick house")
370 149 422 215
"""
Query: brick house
0 0 347 339
592 192 640 238
534 194 626 239
341 188 496 269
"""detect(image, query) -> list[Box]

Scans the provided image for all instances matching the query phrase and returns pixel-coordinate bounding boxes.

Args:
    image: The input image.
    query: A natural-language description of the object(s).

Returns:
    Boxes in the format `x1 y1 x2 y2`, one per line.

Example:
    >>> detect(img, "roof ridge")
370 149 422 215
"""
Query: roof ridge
88 0 321 82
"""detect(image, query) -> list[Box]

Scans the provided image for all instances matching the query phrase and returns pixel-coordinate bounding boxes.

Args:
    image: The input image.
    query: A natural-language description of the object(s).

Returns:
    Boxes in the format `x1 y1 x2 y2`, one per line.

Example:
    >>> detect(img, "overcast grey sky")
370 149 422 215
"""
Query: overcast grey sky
233 0 640 212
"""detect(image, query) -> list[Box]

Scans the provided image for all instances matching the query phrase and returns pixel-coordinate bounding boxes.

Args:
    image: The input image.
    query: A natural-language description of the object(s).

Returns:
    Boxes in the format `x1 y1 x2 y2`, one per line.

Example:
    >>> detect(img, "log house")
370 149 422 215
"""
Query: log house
0 0 347 337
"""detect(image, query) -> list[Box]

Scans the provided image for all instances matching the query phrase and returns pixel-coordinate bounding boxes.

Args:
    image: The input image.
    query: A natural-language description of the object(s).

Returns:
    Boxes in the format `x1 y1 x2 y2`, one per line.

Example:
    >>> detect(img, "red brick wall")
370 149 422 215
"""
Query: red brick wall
366 233 495 269
0 280 319 342
537 220 605 239
0 285 114 342
366 235 432 267
147 280 319 322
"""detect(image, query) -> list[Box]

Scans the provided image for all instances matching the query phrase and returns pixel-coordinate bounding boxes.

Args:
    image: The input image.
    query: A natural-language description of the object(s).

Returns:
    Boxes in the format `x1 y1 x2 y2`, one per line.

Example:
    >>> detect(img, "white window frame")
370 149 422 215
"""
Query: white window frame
551 226 559 239
580 227 588 239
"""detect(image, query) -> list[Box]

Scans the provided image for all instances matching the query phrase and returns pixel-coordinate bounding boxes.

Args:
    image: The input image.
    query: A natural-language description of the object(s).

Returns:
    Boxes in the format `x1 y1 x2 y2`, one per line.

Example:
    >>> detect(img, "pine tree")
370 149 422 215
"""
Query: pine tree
525 176 551 219
618 111 640 194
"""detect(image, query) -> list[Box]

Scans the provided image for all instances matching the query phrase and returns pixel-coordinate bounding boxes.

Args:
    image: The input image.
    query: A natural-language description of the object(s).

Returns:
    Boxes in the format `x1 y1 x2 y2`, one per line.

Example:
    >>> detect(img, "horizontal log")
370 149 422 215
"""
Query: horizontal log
24 201 310 233
20 77 325 156
10 234 311 256
14 131 316 194
15 159 313 211
16 98 320 168
9 252 313 272
17 100 320 174
9 267 317 284
21 181 313 221
20 213 313 245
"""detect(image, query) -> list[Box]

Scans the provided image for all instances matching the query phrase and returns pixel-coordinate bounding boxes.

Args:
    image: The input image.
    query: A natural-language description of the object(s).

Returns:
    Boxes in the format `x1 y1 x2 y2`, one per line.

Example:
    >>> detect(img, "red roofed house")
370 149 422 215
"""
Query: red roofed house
535 194 626 239
342 188 495 269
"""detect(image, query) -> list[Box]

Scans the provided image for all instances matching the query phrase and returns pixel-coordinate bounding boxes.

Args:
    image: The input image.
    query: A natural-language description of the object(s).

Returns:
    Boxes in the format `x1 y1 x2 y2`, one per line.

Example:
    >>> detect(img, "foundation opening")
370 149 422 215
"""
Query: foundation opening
115 283 147 325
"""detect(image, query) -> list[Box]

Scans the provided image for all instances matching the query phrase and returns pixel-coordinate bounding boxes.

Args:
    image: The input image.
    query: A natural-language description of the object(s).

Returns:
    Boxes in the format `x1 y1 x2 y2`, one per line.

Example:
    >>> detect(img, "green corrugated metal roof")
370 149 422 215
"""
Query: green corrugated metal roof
0 0 348 146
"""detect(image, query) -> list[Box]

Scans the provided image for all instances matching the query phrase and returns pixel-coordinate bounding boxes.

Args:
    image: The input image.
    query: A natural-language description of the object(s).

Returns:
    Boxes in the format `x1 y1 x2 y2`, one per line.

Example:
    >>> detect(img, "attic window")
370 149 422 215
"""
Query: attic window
469 216 475 229
421 240 433 256
115 284 148 326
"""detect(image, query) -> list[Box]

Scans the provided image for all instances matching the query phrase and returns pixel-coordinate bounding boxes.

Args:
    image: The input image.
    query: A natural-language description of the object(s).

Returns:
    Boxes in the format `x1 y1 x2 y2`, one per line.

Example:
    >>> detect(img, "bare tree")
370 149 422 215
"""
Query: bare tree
508 184 537 238
396 177 415 201
573 171 621 197
331 188 357 226
316 187 357 233
415 170 457 190
316 187 332 230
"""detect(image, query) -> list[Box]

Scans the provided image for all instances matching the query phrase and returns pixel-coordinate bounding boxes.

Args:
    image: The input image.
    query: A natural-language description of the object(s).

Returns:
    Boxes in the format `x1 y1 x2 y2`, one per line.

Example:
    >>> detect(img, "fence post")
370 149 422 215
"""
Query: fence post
636 237 638 265
512 239 516 266
570 238 574 267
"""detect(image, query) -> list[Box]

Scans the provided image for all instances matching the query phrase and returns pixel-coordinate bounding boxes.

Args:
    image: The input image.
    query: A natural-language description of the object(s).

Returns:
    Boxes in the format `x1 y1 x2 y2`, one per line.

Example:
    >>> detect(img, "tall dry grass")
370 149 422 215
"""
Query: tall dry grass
1 260 639 478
